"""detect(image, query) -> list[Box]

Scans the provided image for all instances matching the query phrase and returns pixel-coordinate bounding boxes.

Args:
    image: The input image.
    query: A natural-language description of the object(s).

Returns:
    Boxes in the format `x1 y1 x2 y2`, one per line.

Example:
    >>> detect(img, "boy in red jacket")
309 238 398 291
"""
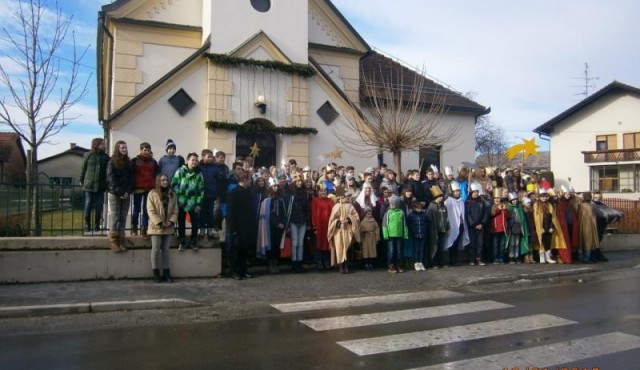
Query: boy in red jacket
490 187 509 264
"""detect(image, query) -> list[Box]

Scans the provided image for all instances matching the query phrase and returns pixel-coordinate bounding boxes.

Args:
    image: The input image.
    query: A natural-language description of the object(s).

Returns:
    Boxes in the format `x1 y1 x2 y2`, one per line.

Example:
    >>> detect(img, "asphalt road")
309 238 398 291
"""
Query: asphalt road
1 268 639 370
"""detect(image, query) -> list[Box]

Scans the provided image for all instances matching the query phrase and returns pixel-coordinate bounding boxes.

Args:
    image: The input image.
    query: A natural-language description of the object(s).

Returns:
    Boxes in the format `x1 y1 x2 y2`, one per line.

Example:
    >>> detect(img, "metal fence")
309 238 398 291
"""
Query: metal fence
0 182 96 237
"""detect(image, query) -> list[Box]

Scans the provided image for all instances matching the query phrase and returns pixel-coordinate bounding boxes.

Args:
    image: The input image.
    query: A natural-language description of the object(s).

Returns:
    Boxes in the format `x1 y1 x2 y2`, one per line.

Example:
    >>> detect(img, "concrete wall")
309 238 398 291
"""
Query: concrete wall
0 237 221 283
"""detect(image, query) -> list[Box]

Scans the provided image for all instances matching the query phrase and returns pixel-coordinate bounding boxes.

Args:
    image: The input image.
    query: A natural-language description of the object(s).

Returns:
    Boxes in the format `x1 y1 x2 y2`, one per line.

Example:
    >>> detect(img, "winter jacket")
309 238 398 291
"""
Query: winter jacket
171 165 204 212
132 155 159 191
490 204 509 233
382 208 408 239
407 210 428 239
158 154 184 179
199 162 220 199
146 188 178 236
465 197 488 228
79 151 109 193
289 188 310 224
106 160 134 197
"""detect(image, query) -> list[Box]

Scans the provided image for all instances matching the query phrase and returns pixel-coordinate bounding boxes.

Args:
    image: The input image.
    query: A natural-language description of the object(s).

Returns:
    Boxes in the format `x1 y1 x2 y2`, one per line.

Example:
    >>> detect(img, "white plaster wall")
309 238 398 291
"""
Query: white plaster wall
549 93 640 192
307 78 477 174
110 63 209 158
137 44 199 94
202 0 211 43
133 0 203 27
209 0 308 63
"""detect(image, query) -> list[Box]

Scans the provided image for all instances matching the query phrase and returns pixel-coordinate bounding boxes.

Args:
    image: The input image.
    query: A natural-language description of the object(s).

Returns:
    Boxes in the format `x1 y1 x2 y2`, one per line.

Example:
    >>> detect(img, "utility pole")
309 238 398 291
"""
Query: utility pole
572 62 599 99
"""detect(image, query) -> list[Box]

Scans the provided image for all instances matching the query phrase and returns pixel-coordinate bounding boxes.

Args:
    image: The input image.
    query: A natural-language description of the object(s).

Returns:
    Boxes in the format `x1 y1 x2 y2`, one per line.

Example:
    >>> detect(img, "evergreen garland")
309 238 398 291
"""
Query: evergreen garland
206 121 318 136
204 53 315 77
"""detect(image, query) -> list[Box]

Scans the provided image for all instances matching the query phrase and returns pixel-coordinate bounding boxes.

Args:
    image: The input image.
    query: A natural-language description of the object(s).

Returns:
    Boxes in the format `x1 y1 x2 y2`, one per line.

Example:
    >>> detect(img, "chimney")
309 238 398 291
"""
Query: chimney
70 143 76 149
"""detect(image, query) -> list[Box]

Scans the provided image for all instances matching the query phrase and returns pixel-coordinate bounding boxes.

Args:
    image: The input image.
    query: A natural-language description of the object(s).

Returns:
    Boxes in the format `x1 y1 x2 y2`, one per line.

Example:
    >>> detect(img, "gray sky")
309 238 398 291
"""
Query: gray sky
2 0 639 158
332 0 640 148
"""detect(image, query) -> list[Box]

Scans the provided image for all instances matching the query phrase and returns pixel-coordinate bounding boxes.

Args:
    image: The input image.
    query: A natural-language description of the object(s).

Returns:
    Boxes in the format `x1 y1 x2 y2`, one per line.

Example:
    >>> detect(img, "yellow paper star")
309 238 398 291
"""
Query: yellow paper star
332 148 343 159
249 142 260 157
505 143 524 160
521 137 540 158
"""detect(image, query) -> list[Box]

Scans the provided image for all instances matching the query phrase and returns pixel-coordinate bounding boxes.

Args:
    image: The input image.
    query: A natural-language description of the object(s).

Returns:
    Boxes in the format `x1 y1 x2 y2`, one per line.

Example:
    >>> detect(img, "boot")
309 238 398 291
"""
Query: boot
108 233 121 252
141 228 148 238
84 216 91 233
545 250 556 264
342 262 349 274
163 269 173 283
595 248 608 262
94 219 101 232
153 269 162 283
581 249 595 264
539 250 547 263
118 232 128 252
131 224 138 236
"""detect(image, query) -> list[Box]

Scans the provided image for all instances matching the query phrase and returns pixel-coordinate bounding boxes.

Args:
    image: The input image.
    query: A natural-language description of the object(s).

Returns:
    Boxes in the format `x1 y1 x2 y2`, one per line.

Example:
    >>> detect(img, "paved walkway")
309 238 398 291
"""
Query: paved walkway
1 250 638 318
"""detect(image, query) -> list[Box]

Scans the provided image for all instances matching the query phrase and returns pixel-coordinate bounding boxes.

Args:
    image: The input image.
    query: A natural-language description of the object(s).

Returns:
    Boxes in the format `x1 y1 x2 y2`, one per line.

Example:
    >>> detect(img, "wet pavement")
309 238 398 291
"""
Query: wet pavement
1 266 639 370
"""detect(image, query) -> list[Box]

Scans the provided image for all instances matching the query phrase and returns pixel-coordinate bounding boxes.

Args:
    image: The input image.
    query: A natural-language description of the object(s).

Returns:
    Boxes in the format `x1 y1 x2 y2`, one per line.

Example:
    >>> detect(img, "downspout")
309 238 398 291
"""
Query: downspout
98 11 114 150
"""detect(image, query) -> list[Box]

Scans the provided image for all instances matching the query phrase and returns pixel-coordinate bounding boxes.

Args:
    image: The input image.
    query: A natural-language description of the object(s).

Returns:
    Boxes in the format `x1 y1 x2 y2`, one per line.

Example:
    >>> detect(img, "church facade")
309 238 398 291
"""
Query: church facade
98 0 488 172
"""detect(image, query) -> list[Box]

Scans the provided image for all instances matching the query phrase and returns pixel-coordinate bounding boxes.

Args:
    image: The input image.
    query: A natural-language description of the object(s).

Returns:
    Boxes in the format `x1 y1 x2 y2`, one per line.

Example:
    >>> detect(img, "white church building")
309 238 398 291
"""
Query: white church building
97 0 489 172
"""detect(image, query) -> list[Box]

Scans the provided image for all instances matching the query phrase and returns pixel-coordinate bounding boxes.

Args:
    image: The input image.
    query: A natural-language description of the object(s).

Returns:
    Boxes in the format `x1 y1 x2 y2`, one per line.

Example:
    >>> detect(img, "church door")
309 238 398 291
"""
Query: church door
235 120 276 169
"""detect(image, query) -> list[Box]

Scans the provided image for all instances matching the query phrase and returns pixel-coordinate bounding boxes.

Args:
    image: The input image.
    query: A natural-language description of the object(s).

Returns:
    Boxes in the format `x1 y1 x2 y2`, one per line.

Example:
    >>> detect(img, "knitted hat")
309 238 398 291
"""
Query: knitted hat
389 195 401 206
165 139 176 152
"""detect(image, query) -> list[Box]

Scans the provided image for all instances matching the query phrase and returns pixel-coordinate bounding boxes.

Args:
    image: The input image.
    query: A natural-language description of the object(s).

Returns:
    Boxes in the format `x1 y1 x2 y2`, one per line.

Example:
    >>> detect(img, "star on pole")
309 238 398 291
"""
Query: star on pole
521 137 540 158
249 142 261 157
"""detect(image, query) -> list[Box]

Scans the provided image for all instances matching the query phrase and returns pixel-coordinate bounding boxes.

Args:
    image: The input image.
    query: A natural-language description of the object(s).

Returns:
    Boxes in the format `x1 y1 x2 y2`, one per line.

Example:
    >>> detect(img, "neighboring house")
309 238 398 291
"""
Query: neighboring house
37 144 90 186
0 132 27 184
97 0 488 173
534 81 640 197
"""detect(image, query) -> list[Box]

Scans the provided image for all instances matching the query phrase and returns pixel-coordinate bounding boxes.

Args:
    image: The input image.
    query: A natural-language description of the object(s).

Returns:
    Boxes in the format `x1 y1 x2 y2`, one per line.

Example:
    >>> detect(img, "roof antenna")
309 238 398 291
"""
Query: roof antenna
572 62 599 99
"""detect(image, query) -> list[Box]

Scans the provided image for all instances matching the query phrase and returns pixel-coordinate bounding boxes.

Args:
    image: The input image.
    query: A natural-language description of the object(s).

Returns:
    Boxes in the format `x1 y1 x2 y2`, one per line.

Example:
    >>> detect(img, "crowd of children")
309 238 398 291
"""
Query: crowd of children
82 138 617 283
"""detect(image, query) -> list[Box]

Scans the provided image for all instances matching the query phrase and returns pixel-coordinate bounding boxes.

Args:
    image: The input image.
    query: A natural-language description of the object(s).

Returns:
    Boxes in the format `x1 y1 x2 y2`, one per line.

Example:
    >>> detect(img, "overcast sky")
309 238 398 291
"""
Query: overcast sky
2 0 639 159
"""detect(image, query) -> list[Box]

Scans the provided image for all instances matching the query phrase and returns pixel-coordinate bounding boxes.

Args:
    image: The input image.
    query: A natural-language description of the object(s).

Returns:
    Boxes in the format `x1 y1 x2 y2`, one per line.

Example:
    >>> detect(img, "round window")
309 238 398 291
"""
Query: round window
250 0 271 12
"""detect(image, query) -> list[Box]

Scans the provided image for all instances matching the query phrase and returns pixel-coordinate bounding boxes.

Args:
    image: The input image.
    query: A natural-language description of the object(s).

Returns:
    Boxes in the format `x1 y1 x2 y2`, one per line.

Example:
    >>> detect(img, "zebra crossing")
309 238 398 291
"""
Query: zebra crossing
271 289 640 369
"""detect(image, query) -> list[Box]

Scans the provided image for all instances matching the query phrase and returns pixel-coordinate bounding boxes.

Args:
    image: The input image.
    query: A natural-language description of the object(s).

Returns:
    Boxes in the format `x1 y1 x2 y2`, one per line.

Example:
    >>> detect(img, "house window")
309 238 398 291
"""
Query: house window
590 164 639 192
317 101 339 125
250 0 271 12
595 134 616 150
623 132 640 149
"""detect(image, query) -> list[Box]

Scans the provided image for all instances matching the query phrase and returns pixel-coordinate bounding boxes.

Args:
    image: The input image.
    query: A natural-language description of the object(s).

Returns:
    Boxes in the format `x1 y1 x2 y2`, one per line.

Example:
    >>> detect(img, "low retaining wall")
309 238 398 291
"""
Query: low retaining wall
601 233 640 251
0 236 221 283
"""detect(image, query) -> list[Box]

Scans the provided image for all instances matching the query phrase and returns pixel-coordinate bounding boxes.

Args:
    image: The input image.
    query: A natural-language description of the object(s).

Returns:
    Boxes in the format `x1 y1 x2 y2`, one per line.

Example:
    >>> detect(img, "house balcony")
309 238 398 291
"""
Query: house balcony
582 148 640 163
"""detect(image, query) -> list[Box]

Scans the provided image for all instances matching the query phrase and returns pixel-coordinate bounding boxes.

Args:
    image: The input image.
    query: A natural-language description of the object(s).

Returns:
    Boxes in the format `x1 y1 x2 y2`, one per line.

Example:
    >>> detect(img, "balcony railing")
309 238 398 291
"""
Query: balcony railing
582 148 640 163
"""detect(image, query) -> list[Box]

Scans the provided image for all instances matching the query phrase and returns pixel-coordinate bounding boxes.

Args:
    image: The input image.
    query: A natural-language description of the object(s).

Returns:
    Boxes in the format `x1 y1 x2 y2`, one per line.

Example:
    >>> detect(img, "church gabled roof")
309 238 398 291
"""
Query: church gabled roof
359 51 489 115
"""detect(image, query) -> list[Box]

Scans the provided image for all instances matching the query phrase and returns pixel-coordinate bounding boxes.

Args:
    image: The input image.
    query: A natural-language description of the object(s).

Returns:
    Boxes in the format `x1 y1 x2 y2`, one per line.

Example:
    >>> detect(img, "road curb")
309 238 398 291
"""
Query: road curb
466 267 596 285
0 298 201 318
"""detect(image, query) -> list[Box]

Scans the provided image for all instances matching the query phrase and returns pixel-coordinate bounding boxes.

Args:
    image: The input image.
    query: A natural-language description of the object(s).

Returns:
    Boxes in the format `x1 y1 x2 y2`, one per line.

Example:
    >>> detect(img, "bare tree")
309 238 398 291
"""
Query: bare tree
0 0 89 235
338 54 458 182
475 116 508 168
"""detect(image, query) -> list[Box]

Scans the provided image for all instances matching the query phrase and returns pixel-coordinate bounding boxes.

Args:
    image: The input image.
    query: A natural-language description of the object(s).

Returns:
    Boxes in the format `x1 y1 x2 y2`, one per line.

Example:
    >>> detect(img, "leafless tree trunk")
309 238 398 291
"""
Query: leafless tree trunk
475 116 508 168
337 55 458 183
0 0 89 235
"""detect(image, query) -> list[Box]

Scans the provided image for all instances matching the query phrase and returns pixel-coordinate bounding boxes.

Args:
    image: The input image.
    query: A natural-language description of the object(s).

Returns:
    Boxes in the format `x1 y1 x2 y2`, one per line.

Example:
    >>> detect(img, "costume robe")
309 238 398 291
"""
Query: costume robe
578 201 600 250
327 200 360 265
311 196 334 252
444 196 469 250
359 216 379 259
533 201 567 252
556 197 579 263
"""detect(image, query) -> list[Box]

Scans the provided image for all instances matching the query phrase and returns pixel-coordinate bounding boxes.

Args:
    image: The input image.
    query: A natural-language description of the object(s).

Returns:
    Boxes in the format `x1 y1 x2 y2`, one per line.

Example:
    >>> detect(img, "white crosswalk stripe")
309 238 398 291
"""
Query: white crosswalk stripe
274 292 638 367
271 290 463 313
337 314 577 356
300 300 513 331
405 332 640 370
